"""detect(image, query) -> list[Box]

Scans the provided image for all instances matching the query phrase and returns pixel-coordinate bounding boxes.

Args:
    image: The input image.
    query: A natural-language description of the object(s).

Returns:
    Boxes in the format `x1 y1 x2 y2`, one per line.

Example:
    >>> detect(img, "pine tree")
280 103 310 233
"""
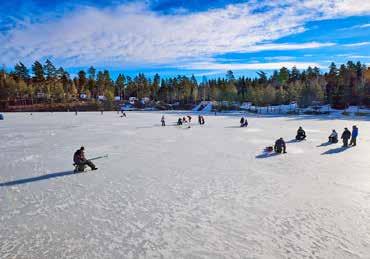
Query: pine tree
14 62 30 81
44 59 57 80
32 61 44 82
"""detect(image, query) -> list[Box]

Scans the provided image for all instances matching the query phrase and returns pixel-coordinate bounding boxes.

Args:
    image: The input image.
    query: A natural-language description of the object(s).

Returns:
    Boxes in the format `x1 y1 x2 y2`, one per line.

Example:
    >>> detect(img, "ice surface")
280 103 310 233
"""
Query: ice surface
1 112 370 258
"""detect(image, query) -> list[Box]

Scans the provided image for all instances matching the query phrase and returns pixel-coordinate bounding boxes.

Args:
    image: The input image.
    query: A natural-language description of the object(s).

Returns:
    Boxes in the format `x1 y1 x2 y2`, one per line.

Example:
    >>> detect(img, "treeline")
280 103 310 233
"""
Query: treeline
1 60 370 109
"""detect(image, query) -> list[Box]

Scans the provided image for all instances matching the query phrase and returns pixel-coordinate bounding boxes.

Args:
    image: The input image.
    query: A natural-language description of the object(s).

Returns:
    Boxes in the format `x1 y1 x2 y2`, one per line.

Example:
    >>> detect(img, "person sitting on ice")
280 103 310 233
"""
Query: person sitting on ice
161 115 165 126
295 126 306 141
328 129 338 143
73 146 97 172
341 127 351 147
177 118 183 125
243 118 248 127
274 138 287 154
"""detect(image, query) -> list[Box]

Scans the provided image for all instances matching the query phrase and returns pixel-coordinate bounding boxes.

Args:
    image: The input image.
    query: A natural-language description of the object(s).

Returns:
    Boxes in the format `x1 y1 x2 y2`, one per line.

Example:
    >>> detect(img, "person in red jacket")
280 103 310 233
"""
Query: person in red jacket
73 146 97 171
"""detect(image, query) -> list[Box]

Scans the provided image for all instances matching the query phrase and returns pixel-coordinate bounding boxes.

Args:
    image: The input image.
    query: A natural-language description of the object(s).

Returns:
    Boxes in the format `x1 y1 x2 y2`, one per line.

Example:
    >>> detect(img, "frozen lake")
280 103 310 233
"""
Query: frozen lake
1 112 370 258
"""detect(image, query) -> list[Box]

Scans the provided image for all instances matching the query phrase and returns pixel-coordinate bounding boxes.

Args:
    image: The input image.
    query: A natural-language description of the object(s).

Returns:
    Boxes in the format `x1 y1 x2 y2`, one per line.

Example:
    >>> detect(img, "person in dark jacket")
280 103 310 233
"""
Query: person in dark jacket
243 118 248 127
240 117 245 127
350 125 358 146
161 115 165 126
341 128 351 147
296 127 306 141
73 146 97 171
177 118 183 125
198 115 202 125
199 115 205 125
274 138 287 153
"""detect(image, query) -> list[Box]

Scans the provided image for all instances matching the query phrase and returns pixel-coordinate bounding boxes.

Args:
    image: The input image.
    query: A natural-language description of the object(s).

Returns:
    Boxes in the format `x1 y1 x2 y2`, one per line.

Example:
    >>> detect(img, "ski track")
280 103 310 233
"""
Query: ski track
1 112 370 258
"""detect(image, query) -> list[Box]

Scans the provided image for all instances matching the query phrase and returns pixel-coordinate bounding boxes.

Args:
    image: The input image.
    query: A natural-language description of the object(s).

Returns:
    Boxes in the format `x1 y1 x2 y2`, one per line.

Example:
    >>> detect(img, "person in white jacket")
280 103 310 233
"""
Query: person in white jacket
328 129 338 143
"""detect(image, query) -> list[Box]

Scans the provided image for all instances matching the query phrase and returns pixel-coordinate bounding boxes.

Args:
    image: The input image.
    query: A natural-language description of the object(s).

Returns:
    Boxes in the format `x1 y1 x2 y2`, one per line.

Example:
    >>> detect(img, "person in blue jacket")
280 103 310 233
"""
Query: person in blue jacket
350 125 358 146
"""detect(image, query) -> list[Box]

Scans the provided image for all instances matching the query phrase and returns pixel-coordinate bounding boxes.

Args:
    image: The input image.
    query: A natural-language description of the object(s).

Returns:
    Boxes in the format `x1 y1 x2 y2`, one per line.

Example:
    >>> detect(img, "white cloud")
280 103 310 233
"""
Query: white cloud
344 42 370 47
182 61 323 71
341 23 370 30
0 0 369 67
245 42 335 52
346 55 370 59
264 56 296 61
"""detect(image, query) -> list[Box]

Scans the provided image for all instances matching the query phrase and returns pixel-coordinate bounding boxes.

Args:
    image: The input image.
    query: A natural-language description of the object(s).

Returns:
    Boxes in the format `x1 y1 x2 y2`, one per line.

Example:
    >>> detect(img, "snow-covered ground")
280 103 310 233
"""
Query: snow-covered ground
1 112 370 258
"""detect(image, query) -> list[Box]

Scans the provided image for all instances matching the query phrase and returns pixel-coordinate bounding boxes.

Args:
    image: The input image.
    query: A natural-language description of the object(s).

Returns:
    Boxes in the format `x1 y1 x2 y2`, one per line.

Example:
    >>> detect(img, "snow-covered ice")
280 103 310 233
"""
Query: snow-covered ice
1 112 370 258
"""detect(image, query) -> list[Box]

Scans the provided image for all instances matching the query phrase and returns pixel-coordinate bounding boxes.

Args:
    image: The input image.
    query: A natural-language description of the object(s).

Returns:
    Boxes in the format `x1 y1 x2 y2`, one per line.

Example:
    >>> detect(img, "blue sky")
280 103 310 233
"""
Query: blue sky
0 0 369 79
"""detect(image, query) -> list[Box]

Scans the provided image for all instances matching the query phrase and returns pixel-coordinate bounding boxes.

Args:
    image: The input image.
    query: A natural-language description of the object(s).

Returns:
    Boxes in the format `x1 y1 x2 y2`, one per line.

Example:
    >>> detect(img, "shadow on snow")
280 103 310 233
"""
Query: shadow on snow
321 146 350 155
317 142 335 147
255 152 281 159
0 170 79 187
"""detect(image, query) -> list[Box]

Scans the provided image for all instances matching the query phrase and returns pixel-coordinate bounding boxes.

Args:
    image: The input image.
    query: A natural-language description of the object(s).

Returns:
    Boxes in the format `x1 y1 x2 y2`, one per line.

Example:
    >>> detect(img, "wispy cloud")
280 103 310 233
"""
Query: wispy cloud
343 42 370 47
264 56 296 61
244 42 335 53
340 23 370 30
182 61 323 70
0 0 369 68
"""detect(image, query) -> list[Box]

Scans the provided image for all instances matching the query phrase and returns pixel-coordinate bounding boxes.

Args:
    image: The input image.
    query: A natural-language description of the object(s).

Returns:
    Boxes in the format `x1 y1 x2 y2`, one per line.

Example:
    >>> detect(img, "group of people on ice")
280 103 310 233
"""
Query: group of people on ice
339 125 358 147
269 125 359 155
161 115 205 127
327 126 358 147
177 116 192 126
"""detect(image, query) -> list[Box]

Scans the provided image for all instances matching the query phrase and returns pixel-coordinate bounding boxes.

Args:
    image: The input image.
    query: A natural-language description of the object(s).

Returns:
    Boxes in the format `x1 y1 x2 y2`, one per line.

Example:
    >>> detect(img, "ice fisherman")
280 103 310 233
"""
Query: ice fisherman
73 146 97 171
177 118 183 125
274 138 287 154
200 115 205 125
341 127 351 147
241 117 248 127
328 130 338 143
296 126 306 141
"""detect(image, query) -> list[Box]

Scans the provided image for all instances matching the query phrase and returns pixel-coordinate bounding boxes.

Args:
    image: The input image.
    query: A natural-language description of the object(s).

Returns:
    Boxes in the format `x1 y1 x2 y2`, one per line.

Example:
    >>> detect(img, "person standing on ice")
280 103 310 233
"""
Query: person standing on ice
161 115 165 126
341 127 351 147
350 125 358 146
73 146 97 171
274 138 287 153
240 117 245 127
198 115 202 125
328 130 338 143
